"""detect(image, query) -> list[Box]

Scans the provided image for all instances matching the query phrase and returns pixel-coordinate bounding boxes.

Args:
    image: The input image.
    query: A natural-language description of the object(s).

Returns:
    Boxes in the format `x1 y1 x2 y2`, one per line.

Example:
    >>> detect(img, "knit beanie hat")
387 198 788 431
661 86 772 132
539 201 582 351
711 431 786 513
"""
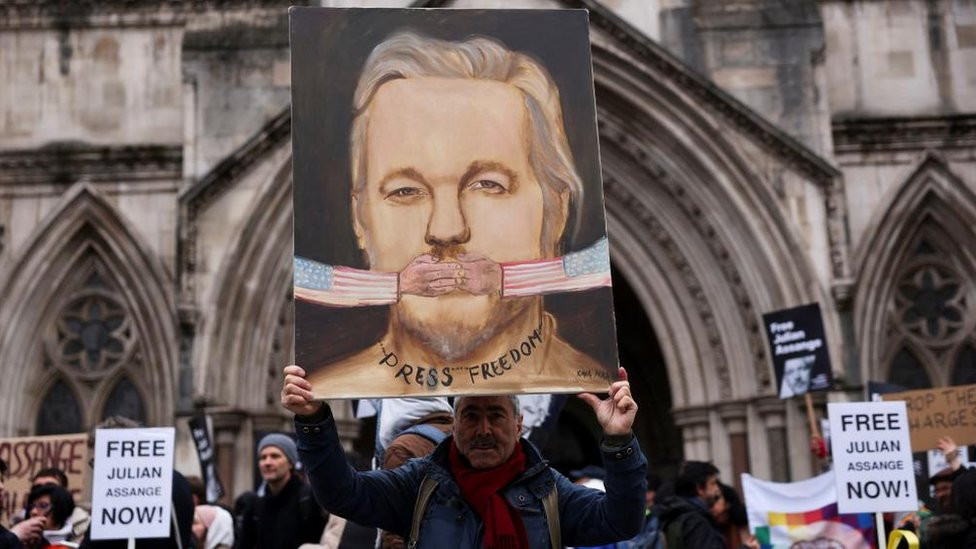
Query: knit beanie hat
257 433 299 467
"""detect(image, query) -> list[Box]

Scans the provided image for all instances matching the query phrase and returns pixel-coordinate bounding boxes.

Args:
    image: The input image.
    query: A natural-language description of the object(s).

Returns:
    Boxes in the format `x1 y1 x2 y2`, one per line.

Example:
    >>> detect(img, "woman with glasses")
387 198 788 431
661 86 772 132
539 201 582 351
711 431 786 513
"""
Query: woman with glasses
23 484 79 549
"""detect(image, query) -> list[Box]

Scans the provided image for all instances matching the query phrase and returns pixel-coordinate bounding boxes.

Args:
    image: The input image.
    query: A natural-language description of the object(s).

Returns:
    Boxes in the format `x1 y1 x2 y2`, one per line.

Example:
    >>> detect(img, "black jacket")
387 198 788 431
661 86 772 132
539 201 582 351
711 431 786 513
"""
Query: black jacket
0 527 23 549
924 514 976 549
234 475 325 549
655 495 725 549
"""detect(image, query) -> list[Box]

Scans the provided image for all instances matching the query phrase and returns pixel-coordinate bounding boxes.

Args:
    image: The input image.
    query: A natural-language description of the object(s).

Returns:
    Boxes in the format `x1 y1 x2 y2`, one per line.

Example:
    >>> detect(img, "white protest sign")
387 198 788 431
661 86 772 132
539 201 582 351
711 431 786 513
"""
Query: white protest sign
90 428 175 540
828 401 917 513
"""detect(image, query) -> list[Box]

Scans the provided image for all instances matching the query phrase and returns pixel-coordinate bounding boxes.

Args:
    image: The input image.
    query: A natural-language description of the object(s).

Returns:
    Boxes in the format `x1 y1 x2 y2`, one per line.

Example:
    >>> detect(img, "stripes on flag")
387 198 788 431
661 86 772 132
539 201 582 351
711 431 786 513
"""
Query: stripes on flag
501 237 611 297
295 236 612 306
294 256 398 307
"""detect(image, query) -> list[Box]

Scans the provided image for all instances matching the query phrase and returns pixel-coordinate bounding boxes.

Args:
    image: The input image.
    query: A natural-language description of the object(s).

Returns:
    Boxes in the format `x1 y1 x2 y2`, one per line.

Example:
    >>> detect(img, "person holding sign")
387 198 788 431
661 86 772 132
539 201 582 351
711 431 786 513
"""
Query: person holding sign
281 364 647 548
21 484 79 549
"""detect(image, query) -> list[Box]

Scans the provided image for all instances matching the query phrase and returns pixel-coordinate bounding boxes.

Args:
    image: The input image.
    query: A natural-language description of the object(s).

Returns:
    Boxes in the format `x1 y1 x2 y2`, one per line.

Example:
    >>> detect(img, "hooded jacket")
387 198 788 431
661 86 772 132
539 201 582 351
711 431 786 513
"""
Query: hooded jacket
654 495 725 549
295 404 647 549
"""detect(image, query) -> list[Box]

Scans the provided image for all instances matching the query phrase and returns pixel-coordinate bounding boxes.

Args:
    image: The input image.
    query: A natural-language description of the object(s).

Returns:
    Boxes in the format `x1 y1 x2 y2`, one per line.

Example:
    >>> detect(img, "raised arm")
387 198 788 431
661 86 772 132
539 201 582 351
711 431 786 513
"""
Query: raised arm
281 366 421 535
559 367 647 546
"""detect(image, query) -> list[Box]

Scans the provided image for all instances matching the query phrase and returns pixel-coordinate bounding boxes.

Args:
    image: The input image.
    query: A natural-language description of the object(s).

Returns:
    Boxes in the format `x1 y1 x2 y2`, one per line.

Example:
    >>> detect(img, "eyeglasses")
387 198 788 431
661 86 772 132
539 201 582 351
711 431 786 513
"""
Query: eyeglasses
30 501 52 512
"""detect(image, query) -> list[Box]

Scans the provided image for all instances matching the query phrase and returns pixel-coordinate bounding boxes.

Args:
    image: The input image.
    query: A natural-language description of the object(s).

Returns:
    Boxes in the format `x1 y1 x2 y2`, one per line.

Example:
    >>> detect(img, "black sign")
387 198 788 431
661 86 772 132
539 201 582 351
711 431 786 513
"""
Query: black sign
188 414 225 503
763 303 832 399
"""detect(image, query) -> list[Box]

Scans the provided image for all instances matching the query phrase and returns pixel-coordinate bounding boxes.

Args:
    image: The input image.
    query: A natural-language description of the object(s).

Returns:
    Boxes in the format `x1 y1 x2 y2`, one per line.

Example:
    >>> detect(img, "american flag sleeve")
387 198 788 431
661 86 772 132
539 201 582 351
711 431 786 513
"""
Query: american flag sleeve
293 257 399 307
501 237 612 297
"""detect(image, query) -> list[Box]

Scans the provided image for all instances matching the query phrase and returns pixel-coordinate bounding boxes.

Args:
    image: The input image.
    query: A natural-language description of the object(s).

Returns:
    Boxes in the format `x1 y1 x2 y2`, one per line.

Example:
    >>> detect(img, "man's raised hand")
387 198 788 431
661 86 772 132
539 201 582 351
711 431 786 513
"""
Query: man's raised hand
281 365 323 416
578 367 638 436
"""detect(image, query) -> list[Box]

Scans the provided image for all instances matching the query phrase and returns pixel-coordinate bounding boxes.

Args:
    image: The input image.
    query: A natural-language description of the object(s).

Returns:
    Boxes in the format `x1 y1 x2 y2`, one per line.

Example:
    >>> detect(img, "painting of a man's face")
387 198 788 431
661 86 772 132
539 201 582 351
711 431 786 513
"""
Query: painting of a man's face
354 77 561 359
291 9 620 397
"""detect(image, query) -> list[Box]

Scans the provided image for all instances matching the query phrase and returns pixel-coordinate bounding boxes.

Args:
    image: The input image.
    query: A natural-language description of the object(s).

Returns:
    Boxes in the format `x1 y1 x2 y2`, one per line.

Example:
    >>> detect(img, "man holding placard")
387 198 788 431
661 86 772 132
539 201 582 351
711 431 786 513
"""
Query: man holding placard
281 365 647 548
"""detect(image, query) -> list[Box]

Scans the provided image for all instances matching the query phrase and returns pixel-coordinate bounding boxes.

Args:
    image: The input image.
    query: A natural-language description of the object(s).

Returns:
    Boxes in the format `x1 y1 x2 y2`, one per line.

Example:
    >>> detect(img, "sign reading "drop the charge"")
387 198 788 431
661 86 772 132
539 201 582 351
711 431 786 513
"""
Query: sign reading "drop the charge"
828 401 917 513
90 428 175 540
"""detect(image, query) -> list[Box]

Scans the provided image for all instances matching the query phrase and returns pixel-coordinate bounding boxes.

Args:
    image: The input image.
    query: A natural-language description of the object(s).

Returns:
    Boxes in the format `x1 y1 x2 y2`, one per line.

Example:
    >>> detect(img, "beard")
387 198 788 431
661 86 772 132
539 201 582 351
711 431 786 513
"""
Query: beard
393 292 536 362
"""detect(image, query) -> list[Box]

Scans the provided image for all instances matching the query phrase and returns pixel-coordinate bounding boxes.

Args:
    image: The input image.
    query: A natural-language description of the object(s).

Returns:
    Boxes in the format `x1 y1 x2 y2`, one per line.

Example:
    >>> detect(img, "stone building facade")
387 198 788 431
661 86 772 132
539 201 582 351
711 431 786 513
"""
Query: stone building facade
1 0 974 499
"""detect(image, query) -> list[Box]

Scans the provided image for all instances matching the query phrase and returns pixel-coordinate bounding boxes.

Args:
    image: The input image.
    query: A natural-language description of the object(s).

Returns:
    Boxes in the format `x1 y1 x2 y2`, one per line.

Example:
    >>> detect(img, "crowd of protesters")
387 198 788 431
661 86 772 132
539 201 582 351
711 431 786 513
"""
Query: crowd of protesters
3 389 976 548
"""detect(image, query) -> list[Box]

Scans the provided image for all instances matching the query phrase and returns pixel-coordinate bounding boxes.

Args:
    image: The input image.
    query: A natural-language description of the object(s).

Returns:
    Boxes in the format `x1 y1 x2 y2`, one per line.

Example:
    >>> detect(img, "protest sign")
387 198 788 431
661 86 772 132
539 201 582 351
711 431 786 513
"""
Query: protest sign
880 383 976 451
291 8 619 398
762 303 832 399
0 433 89 525
828 401 917 513
188 414 224 503
90 428 174 540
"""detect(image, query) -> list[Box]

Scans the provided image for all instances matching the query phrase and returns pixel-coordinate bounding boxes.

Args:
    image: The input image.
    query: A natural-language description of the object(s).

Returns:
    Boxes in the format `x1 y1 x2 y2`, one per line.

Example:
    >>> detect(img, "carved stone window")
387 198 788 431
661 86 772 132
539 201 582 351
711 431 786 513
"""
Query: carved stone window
953 345 976 386
102 377 146 423
36 260 148 432
36 380 83 435
888 347 931 390
886 234 976 387
896 264 965 344
56 281 130 373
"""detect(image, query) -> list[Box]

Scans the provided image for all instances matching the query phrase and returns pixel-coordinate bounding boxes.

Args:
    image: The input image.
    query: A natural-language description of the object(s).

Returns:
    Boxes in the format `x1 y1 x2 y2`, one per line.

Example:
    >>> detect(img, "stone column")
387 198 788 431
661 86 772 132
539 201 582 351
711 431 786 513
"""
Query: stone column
756 397 790 482
718 401 749 492
673 406 711 461
209 410 246 506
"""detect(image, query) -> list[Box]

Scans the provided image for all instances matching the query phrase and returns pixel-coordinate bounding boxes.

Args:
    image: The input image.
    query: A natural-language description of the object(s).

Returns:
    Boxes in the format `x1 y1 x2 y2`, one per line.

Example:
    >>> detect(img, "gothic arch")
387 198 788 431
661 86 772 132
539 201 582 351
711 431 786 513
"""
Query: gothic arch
195 156 293 410
591 41 833 409
854 153 976 385
0 182 176 435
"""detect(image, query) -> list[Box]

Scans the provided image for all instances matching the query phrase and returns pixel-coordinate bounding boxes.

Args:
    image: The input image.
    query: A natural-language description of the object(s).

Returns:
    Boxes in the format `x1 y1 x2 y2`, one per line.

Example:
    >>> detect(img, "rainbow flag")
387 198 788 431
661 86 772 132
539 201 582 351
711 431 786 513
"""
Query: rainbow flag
742 472 876 549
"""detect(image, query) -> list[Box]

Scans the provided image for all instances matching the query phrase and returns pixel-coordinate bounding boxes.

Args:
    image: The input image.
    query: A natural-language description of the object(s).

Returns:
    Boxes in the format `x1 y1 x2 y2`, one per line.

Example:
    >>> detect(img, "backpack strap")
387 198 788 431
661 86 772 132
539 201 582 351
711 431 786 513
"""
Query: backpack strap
541 483 560 549
399 424 449 446
407 475 440 549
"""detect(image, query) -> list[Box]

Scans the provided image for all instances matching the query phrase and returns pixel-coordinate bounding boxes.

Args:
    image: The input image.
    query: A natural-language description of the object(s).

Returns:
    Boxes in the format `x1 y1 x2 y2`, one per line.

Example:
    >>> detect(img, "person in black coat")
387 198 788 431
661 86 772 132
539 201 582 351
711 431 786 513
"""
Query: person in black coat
233 434 325 549
924 469 976 549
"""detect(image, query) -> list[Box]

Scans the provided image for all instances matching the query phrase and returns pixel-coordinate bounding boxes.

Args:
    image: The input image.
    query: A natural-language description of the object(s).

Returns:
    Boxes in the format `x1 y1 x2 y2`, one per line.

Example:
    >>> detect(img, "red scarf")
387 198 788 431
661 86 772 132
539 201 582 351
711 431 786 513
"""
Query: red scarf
449 441 529 549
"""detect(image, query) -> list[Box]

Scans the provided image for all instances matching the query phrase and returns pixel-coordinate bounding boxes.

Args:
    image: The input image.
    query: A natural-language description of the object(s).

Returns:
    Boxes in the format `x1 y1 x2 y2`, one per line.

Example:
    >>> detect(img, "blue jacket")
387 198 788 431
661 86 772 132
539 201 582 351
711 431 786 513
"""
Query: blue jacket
295 406 647 548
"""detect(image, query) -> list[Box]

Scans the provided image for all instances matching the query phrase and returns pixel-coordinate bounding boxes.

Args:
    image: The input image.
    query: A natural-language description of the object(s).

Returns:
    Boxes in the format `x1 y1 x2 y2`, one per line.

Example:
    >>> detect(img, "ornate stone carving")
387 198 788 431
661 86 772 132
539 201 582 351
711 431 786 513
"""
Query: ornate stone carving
600 112 771 393
179 107 290 301
0 144 181 185
833 114 976 154
602 167 735 399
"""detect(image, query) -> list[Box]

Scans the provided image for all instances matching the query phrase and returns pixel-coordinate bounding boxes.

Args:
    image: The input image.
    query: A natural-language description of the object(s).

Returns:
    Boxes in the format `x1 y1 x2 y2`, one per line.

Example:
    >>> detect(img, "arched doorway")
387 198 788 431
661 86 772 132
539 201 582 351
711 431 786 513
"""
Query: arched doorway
542 265 682 477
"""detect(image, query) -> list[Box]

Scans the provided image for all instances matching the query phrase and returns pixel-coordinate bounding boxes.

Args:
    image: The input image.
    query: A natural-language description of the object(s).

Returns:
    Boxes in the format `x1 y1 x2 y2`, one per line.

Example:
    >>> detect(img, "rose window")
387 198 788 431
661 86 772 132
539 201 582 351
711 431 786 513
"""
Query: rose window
56 292 130 373
895 264 966 343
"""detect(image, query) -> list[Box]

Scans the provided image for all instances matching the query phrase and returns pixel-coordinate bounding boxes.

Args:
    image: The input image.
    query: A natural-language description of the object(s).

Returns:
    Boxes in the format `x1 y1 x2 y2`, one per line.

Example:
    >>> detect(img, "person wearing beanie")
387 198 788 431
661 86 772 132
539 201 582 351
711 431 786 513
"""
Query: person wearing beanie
234 434 326 549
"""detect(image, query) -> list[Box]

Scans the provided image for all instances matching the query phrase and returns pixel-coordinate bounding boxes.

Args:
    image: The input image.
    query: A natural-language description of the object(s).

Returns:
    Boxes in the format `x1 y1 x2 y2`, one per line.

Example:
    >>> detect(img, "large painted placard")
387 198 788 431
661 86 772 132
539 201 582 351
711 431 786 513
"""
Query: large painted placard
290 8 619 398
